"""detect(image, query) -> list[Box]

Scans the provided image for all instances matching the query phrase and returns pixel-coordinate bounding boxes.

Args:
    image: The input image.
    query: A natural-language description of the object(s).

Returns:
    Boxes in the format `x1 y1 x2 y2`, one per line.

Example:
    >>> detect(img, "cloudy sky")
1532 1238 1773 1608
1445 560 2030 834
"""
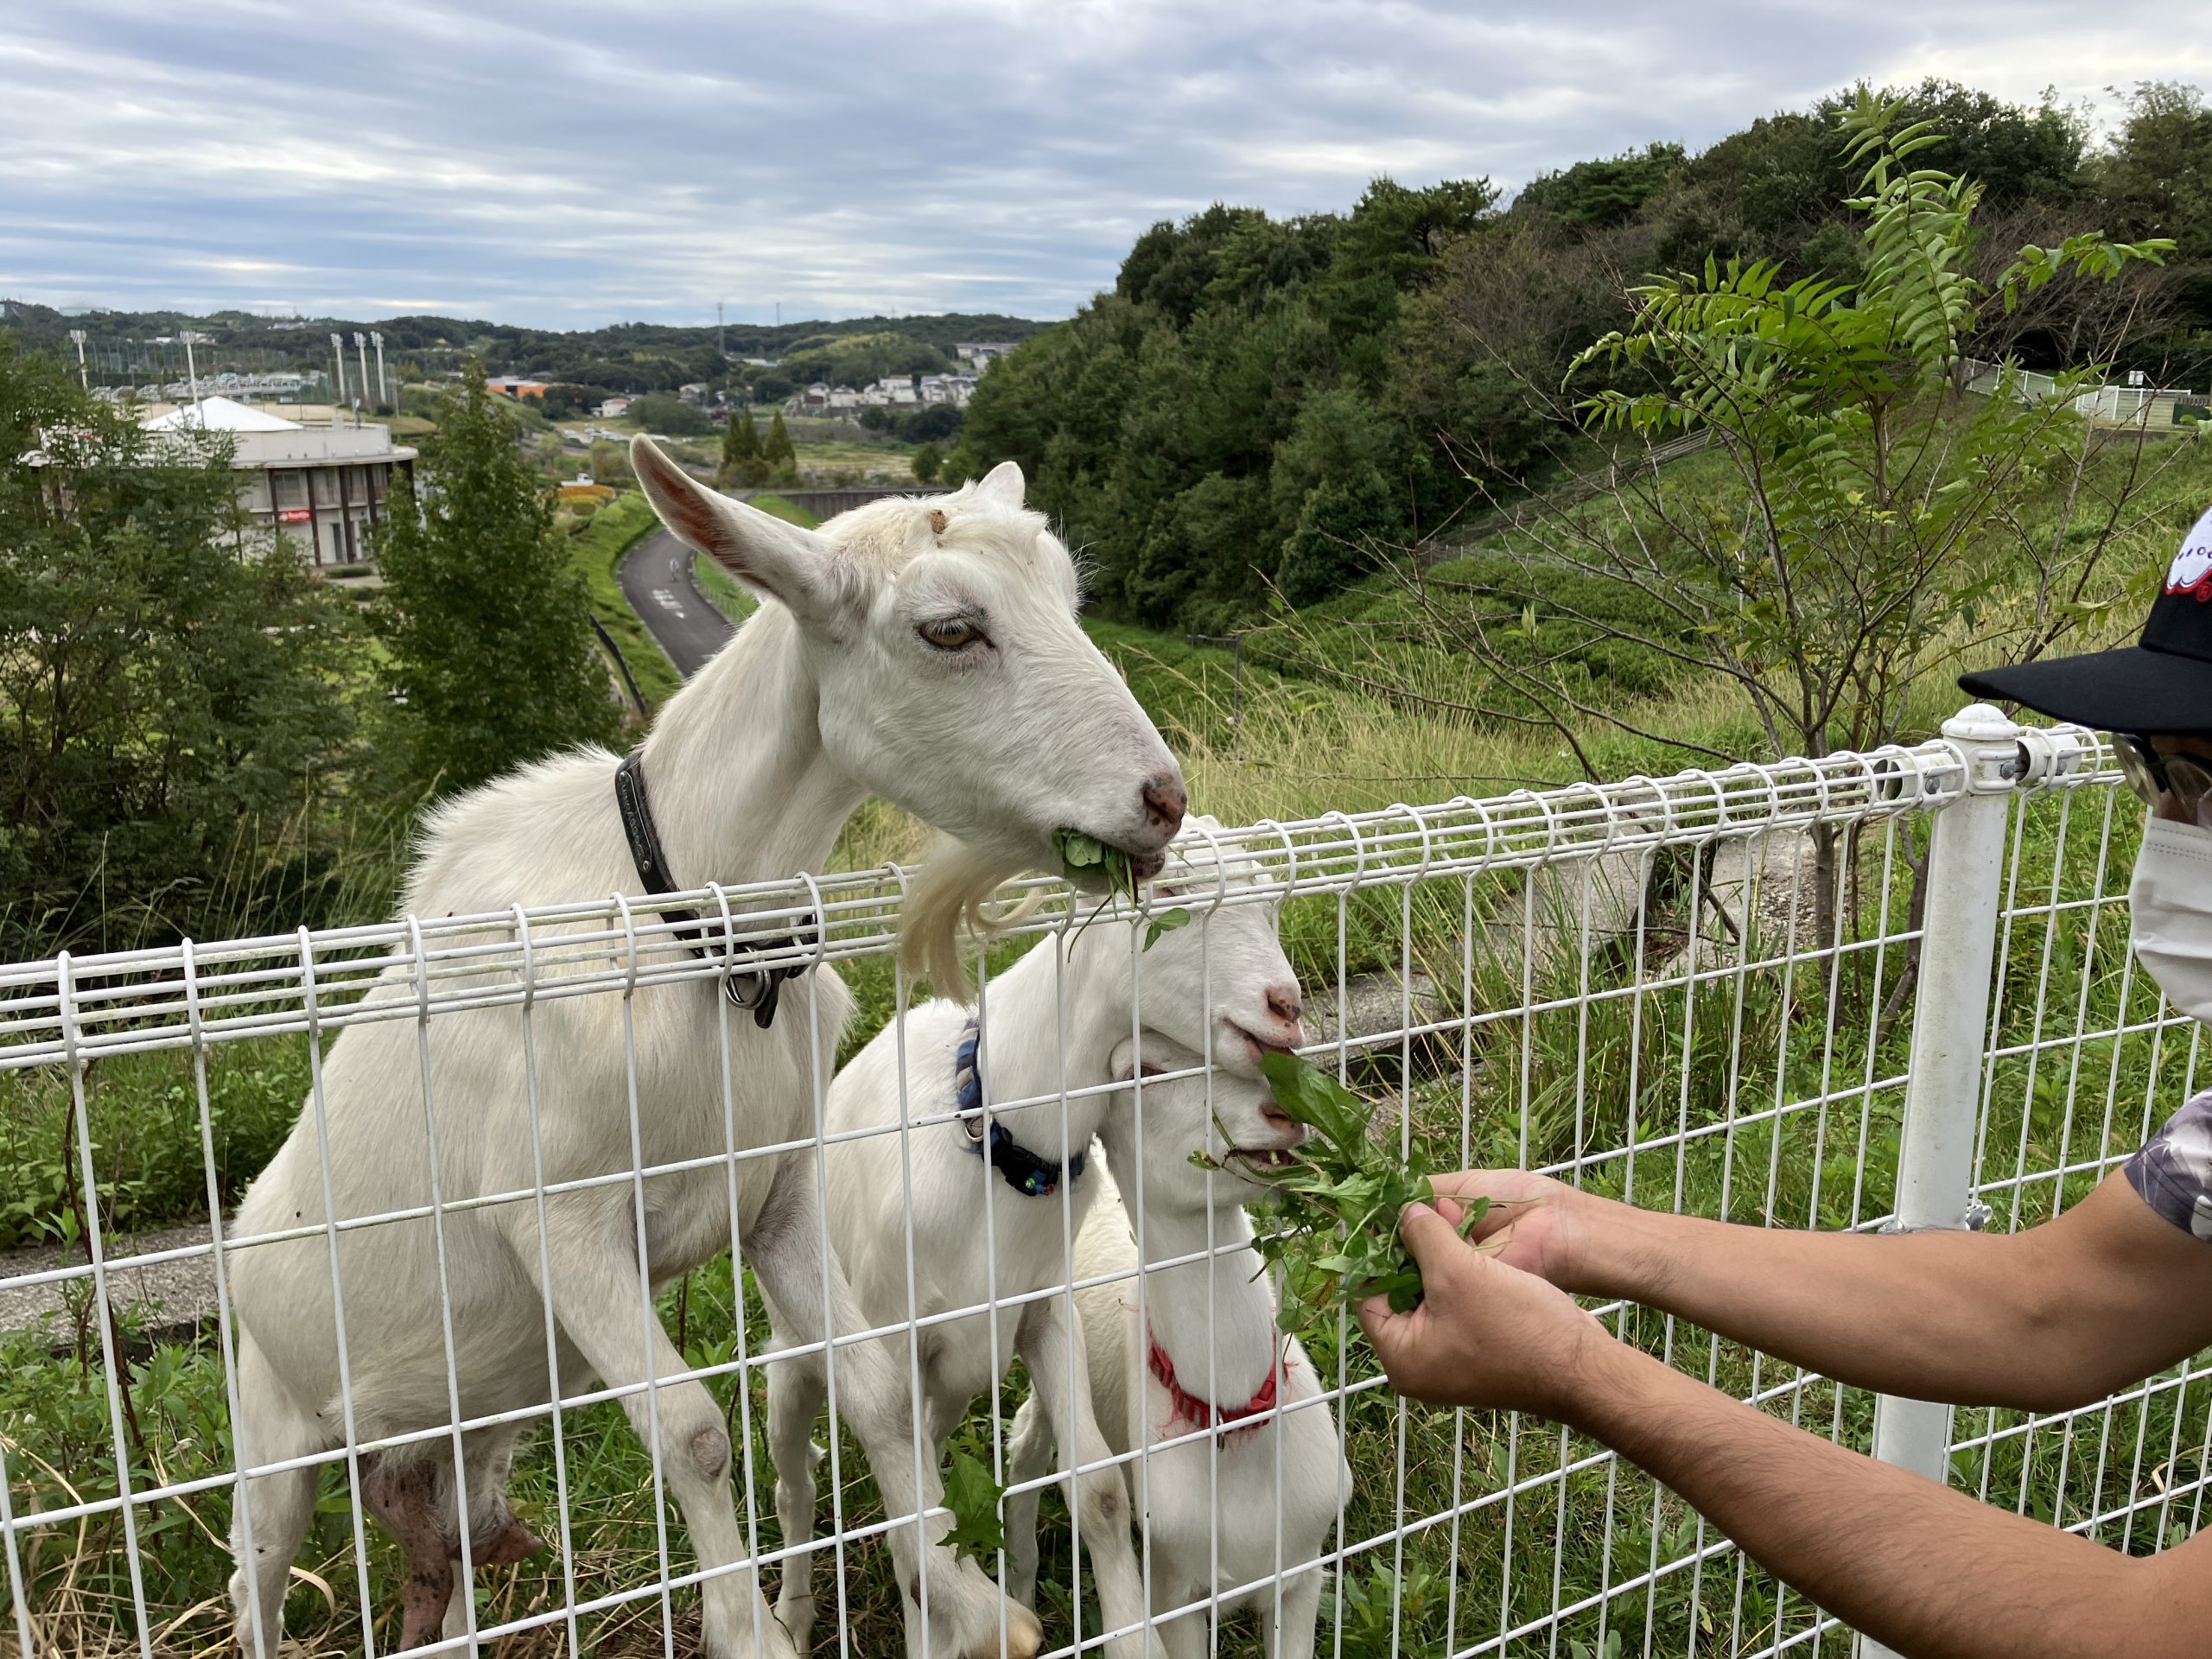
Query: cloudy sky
5 2 2208 329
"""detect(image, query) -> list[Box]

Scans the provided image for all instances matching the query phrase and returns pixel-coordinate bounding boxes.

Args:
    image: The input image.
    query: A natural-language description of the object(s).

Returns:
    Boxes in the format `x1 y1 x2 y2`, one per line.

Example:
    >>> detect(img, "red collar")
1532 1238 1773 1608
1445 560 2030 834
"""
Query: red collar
1147 1330 1291 1437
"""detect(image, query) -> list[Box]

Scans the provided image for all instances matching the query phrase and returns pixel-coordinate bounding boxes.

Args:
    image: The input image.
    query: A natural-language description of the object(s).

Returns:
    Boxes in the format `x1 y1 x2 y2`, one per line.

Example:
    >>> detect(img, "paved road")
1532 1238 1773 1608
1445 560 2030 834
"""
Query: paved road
620 528 735 680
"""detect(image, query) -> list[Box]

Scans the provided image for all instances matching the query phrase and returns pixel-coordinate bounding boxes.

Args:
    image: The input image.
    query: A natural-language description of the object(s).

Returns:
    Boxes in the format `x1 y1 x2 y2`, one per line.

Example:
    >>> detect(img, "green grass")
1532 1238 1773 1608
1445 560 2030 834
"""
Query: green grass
746 493 822 529
690 552 756 623
569 491 680 709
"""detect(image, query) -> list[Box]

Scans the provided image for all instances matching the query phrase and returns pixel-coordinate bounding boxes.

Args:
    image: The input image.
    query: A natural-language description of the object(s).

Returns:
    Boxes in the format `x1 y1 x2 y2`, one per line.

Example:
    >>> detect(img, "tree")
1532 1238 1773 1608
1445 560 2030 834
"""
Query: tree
2097 82 2212 344
1344 92 2183 945
626 391 712 436
1519 144 1687 230
0 336 362 955
719 407 763 489
763 410 798 470
373 359 621 800
912 441 944 484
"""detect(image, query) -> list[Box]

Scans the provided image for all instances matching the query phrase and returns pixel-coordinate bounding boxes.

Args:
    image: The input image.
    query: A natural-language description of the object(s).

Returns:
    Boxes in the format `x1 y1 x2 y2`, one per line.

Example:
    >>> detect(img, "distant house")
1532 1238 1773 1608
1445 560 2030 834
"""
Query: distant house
595 396 632 418
918 373 979 409
678 382 709 404
955 341 1018 371
486 377 549 400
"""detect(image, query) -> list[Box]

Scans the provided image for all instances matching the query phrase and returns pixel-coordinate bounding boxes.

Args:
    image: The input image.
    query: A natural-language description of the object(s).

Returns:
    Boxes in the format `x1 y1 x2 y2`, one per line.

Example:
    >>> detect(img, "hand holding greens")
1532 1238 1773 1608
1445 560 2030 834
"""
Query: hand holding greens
1207 1052 1489 1329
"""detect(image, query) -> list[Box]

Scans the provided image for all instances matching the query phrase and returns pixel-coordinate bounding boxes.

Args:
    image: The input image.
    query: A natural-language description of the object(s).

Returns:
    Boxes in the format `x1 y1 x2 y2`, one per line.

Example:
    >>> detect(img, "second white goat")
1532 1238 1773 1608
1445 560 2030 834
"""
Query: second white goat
765 826 1303 1659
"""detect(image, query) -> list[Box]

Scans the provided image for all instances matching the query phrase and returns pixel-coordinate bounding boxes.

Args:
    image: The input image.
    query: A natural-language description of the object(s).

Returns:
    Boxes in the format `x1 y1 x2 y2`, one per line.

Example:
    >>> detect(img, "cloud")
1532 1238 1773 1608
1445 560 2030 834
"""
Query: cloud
1 0 2205 327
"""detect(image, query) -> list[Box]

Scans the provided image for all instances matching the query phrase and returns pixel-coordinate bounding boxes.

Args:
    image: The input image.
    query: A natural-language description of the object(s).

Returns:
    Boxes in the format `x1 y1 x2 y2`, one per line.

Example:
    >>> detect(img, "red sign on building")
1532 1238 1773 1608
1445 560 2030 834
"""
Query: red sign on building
277 508 313 524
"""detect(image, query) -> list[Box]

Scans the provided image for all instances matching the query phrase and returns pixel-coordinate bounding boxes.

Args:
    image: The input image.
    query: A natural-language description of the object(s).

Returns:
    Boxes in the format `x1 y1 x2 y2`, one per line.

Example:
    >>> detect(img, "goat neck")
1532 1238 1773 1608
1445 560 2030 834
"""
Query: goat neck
1102 1135 1281 1409
963 928 1147 1160
636 602 866 892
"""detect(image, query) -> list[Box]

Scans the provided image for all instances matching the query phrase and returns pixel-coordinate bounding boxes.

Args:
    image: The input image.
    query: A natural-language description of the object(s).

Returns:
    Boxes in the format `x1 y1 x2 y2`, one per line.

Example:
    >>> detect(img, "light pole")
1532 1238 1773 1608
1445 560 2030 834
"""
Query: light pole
353 332 372 418
180 330 208 410
67 328 88 390
329 332 347 411
370 330 389 407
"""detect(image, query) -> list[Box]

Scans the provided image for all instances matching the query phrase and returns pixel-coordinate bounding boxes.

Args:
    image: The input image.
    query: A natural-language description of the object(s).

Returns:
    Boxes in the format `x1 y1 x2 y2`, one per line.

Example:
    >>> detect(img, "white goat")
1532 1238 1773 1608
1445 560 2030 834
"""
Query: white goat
767 829 1304 1659
1004 1039 1351 1659
224 441 1186 1659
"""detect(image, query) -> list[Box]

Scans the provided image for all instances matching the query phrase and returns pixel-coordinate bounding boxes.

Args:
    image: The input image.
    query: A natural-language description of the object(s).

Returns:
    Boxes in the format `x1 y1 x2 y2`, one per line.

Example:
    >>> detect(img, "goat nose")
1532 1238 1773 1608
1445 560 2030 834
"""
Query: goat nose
1141 772 1187 837
1266 984 1302 1029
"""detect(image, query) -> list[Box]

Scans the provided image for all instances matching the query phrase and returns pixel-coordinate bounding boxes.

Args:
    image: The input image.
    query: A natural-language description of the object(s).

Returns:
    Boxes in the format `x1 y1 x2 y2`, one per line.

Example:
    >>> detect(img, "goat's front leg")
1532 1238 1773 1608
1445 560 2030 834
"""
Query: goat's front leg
748 1156 1039 1659
1014 1297 1166 1659
522 1213 787 1659
1262 1560 1325 1659
765 1339 826 1650
1001 1395 1056 1608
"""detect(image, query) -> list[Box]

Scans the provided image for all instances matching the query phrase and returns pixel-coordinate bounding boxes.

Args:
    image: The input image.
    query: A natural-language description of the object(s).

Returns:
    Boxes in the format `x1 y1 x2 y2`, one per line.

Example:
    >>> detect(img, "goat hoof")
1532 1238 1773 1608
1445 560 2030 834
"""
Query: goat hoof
1001 1603 1045 1659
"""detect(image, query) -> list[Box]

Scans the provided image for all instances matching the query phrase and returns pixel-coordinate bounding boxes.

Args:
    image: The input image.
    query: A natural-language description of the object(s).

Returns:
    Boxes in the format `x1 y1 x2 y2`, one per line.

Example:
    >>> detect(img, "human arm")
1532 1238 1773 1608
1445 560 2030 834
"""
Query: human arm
1357 1205 2212 1659
1439 1166 2212 1410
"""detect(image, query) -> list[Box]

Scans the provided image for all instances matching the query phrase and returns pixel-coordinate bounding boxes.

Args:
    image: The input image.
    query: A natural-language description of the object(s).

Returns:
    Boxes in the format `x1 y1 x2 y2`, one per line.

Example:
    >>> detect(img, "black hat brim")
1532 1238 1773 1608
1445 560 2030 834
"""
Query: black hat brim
1958 645 2212 735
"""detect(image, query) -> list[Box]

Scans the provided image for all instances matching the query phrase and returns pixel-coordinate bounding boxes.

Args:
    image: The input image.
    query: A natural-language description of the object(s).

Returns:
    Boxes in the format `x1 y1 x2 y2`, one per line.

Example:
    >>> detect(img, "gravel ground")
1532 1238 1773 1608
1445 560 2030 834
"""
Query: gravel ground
0 1220 219 1344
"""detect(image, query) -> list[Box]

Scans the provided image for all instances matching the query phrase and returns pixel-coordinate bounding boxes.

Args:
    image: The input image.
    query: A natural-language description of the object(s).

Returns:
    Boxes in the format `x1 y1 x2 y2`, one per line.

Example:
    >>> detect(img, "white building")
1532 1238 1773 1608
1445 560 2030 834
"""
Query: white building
596 395 632 418
143 397 416 568
918 373 979 408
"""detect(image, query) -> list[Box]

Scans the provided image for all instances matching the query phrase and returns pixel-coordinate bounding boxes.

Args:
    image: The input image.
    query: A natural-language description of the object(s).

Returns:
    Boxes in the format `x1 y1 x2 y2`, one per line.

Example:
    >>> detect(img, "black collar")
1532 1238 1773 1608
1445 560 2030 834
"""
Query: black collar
613 750 814 1029
953 1018 1086 1198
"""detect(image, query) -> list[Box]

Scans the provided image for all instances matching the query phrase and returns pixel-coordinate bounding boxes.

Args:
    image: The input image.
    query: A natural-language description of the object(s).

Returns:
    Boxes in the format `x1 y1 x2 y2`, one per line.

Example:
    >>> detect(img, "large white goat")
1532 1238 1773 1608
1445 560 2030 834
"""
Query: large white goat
224 442 1186 1658
767 829 1304 1659
1004 1039 1350 1659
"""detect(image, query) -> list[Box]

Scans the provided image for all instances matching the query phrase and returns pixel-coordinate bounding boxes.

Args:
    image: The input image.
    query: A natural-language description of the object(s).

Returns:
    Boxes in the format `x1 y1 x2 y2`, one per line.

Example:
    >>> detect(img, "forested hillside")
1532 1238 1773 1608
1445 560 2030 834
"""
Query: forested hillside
945 79 2212 632
0 304 1046 408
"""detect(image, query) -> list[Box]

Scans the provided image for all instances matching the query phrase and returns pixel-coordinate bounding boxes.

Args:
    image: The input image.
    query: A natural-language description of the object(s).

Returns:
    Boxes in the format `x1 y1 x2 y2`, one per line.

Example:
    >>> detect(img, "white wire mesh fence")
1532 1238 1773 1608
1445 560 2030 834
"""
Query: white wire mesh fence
0 706 2191 1658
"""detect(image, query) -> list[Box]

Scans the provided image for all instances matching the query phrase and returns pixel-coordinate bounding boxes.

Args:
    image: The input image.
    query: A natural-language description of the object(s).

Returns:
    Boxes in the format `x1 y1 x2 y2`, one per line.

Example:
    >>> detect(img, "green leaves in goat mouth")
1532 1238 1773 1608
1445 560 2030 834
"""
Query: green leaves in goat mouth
1195 1051 1489 1330
1053 829 1190 950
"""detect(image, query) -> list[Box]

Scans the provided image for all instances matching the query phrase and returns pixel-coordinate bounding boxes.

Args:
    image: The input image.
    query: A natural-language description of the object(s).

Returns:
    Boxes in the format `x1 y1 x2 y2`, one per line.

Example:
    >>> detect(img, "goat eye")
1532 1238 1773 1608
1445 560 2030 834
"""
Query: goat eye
918 618 983 652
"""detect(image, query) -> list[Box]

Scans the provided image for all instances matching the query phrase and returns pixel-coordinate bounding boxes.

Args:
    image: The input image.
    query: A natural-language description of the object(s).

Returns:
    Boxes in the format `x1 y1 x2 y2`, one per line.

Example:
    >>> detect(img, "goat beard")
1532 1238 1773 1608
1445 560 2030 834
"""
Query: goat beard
897 835 1038 1001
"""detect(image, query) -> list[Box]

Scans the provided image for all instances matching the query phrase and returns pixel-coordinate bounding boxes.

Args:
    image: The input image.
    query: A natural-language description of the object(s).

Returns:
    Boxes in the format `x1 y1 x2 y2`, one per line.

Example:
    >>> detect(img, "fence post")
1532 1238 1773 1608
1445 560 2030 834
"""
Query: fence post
1856 701 2019 1659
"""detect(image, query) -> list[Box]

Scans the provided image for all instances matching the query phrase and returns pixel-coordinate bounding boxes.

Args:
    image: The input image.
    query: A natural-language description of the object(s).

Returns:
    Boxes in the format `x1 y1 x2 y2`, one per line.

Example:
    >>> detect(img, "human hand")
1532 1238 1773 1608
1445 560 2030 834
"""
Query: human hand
1425 1168 1597 1290
1356 1199 1613 1419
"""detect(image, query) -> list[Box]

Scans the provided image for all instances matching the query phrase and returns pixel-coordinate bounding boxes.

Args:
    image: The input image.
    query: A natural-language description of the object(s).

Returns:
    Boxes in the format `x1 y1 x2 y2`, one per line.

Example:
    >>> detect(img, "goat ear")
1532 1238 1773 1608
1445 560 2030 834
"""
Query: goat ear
976 459 1025 509
1108 1036 1140 1084
631 435 837 613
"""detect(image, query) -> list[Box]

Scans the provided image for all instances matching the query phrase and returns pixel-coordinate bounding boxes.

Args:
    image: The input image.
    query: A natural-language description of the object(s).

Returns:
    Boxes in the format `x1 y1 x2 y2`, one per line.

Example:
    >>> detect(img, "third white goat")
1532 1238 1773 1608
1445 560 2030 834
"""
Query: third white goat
1004 1037 1351 1659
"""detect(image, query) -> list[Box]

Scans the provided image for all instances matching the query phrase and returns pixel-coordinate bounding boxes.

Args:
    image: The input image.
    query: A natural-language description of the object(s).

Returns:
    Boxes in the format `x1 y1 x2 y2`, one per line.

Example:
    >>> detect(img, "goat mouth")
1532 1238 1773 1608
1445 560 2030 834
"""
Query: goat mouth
1224 1020 1300 1065
1057 835 1167 888
1227 1146 1303 1175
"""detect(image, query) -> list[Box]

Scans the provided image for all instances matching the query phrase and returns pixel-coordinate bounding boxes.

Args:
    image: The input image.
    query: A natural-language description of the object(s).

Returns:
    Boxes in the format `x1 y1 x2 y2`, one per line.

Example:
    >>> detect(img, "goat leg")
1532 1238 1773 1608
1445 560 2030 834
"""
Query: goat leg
359 1455 461 1649
463 1505 547 1567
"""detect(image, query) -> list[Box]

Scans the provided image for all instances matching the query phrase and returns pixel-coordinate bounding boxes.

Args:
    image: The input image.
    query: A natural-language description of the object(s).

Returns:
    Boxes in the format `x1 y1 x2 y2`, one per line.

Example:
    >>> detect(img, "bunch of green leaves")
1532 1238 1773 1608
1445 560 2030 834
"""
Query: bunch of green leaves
1212 1052 1486 1328
1052 829 1191 949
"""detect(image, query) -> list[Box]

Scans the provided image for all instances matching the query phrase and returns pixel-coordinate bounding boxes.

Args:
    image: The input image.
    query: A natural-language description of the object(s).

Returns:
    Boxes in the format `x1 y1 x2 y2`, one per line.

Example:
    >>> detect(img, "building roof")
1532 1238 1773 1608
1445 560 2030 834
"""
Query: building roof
143 396 304 433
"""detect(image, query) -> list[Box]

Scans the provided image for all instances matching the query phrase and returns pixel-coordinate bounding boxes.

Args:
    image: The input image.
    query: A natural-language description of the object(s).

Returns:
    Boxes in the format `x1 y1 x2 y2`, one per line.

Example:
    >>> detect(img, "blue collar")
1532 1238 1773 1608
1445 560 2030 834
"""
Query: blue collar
954 1018 1085 1199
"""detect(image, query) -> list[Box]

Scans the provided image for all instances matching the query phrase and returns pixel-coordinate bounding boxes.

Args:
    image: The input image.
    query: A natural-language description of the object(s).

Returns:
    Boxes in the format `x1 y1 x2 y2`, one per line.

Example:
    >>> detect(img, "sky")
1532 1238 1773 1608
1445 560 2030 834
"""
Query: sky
4 2 2209 330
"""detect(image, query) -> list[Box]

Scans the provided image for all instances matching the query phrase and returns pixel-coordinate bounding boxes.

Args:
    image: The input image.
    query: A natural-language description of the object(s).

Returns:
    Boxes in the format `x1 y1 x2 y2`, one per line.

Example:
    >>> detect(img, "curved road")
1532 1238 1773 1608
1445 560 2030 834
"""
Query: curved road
620 529 734 680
